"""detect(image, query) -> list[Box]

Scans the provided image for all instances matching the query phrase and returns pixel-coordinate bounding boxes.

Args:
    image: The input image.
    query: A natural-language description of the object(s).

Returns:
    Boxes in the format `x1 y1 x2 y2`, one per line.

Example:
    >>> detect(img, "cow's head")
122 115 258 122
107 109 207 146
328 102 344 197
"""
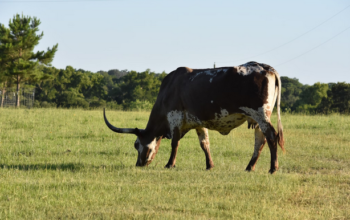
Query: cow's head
103 109 161 166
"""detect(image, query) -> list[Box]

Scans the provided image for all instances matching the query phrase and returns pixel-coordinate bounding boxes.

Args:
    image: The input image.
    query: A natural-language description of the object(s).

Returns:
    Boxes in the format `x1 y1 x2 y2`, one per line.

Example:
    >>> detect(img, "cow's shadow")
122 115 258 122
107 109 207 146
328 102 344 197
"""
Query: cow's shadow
0 162 128 171
0 163 84 171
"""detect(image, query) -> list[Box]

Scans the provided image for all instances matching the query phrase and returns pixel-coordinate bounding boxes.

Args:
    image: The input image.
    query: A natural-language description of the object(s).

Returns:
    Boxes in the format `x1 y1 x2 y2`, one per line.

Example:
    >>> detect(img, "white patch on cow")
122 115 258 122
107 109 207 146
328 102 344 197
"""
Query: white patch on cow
265 73 277 106
236 63 265 76
147 138 156 151
211 100 213 103
253 127 265 158
135 137 158 163
190 68 228 81
239 105 270 133
214 108 229 120
167 110 184 138
146 138 157 162
190 70 211 81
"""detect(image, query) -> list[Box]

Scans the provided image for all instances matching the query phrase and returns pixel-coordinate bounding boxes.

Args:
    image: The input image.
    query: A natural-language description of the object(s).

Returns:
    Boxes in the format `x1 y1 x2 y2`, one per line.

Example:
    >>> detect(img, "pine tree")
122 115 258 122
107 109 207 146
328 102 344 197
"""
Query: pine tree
0 14 58 107
0 72 11 107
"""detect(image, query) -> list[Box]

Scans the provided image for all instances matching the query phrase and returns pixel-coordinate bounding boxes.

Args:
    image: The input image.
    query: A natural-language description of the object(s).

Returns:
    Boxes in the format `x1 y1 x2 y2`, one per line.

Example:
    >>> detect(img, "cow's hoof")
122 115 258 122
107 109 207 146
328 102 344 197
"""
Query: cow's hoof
206 166 214 170
245 165 255 172
268 168 277 174
164 164 176 169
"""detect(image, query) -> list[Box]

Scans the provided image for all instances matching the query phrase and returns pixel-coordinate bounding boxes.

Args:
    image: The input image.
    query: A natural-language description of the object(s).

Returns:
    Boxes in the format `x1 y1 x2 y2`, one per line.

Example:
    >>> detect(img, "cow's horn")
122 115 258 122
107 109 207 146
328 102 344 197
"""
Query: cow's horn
103 108 141 135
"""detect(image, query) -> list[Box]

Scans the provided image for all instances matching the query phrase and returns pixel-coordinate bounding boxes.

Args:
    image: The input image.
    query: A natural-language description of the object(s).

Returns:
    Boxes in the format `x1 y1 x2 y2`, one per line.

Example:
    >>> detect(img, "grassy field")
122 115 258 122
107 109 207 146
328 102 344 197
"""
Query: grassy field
0 108 349 219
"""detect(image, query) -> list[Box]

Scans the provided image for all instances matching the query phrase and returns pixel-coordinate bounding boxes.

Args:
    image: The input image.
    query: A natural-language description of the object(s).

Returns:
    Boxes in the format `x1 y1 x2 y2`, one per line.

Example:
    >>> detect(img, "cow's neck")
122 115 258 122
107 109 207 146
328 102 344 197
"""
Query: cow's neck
144 109 170 140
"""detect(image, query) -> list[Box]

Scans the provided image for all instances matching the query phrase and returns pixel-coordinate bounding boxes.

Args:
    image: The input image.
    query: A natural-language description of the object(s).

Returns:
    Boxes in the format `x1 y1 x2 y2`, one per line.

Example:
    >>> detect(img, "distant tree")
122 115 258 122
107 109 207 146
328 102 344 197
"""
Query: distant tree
156 71 167 82
76 68 88 73
300 83 328 106
97 71 116 100
55 66 90 108
317 96 332 114
328 83 336 89
35 65 59 104
0 26 11 107
294 82 328 112
0 14 58 107
84 73 107 101
112 69 165 108
107 69 128 79
280 77 307 111
0 72 13 107
317 82 350 113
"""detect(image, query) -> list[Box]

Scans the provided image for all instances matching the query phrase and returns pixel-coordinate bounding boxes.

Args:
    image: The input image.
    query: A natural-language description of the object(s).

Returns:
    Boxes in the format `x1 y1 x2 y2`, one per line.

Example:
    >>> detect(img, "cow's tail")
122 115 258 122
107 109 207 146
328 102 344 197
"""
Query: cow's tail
275 70 285 153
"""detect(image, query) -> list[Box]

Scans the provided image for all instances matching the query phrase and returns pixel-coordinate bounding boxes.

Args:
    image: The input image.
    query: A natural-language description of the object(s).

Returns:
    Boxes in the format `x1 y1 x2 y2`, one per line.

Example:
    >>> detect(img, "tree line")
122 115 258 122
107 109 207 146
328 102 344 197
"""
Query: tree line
34 65 166 110
1 14 350 113
280 77 350 113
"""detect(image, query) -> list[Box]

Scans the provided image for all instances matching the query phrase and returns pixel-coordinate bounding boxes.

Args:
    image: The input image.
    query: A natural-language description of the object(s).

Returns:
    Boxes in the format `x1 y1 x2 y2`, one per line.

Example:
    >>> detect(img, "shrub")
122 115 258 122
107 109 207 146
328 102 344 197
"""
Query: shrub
128 99 153 111
106 101 123 110
89 100 106 109
41 101 57 108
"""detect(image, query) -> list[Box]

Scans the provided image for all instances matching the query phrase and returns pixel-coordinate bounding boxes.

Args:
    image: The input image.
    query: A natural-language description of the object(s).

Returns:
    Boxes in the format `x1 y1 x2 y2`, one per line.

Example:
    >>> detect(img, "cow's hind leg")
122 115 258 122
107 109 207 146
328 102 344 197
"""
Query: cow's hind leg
258 121 279 174
240 107 279 174
165 128 180 168
196 127 214 170
245 126 266 171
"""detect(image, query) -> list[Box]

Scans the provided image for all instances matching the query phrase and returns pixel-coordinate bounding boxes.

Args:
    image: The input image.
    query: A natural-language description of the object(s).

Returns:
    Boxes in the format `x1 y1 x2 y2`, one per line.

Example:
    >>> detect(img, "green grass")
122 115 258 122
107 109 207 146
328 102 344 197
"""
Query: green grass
0 108 350 219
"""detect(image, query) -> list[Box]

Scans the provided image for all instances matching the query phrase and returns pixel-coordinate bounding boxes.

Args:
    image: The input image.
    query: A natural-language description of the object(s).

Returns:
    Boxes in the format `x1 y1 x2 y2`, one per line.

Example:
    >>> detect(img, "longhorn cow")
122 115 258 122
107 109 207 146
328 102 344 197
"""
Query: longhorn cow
104 61 285 173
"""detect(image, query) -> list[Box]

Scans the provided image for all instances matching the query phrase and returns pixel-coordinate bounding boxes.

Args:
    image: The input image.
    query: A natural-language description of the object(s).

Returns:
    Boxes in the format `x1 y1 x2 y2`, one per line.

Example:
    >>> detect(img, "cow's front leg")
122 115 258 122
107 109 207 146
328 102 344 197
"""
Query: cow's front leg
196 127 214 170
165 128 180 168
245 126 266 171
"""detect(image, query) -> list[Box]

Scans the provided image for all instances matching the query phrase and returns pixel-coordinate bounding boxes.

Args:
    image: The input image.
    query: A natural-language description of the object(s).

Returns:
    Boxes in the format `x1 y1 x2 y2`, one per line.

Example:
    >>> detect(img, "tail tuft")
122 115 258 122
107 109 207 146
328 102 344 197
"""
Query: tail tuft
277 130 285 154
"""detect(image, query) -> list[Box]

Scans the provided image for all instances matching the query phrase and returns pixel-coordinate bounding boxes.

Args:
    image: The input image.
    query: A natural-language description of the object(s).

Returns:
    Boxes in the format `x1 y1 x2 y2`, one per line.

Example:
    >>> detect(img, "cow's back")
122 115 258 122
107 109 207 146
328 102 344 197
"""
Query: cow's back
179 64 272 121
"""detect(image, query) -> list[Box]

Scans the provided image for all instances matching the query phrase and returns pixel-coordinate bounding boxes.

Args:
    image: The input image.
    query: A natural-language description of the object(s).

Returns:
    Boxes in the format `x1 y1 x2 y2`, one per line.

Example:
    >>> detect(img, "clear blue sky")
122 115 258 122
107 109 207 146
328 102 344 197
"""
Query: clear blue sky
1 0 349 85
